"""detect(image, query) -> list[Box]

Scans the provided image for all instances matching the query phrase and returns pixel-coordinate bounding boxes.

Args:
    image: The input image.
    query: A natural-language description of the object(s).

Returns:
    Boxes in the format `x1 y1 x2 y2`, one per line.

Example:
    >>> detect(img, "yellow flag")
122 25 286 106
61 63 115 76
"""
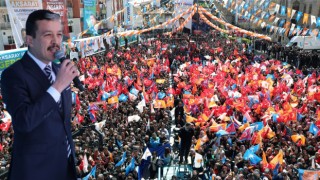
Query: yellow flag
156 79 166 84
194 139 201 151
108 96 119 104
303 13 309 24
238 122 249 132
201 114 209 121
186 115 197 123
154 100 166 109
287 7 292 19
291 134 306 146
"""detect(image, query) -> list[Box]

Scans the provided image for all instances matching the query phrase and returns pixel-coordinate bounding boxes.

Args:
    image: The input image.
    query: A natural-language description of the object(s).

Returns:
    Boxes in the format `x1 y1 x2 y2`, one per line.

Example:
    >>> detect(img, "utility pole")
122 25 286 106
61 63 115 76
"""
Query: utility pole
235 0 238 25
196 0 199 49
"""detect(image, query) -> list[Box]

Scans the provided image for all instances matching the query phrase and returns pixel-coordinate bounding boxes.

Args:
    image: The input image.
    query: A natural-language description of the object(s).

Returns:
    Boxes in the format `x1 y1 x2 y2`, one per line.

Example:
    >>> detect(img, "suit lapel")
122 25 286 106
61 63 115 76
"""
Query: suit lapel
20 53 51 90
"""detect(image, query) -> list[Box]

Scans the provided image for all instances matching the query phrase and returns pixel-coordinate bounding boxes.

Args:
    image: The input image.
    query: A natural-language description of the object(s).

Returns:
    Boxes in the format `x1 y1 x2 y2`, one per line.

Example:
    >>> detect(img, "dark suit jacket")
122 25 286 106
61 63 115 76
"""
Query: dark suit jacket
1 53 77 180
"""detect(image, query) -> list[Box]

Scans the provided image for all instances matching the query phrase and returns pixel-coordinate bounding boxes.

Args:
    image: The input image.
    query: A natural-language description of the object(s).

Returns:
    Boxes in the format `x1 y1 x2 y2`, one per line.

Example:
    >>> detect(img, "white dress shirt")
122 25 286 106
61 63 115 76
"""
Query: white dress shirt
27 51 61 102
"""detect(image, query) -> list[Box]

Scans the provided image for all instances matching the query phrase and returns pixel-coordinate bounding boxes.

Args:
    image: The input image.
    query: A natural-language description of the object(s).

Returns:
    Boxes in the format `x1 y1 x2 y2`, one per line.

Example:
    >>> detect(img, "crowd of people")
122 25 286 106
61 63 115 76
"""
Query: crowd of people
0 28 320 180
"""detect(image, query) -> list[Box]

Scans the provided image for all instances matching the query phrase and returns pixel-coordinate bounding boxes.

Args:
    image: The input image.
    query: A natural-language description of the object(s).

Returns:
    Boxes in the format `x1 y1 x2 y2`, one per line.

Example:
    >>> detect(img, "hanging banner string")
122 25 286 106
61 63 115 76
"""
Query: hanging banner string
199 6 271 41
221 0 320 38
198 9 230 34
176 8 196 32
116 5 196 37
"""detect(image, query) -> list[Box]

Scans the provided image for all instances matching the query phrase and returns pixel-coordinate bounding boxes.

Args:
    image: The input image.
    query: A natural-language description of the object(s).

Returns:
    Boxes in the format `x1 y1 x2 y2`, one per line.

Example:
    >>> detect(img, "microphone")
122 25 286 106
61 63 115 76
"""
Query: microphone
54 50 84 91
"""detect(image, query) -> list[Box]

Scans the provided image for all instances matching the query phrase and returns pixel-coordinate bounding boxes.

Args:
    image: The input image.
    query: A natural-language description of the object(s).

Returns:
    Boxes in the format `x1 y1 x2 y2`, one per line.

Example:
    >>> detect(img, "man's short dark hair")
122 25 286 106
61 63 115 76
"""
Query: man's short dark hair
26 9 60 38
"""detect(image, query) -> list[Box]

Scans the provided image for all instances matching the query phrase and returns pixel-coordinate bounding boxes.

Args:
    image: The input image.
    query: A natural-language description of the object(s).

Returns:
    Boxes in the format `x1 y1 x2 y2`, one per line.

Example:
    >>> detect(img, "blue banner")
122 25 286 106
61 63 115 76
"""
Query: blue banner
0 48 27 77
83 0 98 35
296 11 303 22
317 17 320 27
264 1 270 10
278 19 285 27
243 3 249 10
280 5 286 16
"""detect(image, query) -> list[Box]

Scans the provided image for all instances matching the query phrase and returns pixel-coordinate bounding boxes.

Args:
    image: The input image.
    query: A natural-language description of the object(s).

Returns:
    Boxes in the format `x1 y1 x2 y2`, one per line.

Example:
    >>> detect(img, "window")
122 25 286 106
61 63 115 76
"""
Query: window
292 0 300 11
0 1 6 7
8 36 15 44
68 26 73 33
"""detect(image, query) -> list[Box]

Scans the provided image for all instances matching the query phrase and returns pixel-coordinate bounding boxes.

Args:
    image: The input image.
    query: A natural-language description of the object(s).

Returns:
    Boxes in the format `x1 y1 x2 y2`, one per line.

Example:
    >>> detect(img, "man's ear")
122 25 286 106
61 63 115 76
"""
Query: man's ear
25 35 33 47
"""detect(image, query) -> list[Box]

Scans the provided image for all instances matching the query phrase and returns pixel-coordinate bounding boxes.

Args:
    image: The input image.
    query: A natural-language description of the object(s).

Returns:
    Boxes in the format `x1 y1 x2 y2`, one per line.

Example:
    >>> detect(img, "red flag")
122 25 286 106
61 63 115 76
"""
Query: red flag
76 114 84 124
76 94 81 112
226 122 236 134
134 83 142 91
239 128 252 141
0 121 11 132
143 78 153 87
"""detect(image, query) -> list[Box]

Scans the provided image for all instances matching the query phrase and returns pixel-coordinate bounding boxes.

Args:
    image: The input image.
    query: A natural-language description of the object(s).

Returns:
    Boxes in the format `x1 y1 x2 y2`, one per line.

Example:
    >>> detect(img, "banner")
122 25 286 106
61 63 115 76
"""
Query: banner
83 0 97 35
43 0 69 37
123 0 134 27
173 0 194 31
0 48 27 77
5 0 43 49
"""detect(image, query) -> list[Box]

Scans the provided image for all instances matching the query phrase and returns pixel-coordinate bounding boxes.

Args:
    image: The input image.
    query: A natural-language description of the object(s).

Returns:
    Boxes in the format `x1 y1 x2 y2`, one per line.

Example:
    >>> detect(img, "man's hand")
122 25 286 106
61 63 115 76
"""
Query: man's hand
52 59 79 93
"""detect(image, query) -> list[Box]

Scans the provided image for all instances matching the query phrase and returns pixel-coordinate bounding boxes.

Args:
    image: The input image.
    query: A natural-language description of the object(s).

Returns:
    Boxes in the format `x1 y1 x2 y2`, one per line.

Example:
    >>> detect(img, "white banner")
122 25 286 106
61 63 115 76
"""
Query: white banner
291 9 296 19
311 15 316 26
274 4 280 14
5 0 43 49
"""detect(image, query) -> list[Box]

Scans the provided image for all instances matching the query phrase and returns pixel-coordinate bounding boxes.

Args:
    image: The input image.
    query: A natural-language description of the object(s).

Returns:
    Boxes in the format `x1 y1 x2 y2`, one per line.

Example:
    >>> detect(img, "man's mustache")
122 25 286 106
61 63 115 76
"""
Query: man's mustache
47 44 60 51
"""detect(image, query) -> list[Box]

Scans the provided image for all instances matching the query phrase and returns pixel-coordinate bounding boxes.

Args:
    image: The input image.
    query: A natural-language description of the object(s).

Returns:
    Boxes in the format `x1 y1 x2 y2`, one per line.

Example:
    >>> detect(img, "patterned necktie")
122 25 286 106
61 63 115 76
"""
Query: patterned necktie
44 65 71 158
44 65 54 84
44 65 62 110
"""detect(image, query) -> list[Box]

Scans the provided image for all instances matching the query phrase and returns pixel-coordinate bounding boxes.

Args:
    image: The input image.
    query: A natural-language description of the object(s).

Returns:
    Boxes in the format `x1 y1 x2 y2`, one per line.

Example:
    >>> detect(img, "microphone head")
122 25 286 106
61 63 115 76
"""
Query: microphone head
54 50 65 60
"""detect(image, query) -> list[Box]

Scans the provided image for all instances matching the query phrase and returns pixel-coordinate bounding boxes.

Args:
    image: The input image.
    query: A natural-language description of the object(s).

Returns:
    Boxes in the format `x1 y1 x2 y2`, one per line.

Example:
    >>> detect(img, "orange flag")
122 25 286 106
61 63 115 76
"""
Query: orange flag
154 100 166 109
186 115 197 123
269 150 284 169
166 97 174 108
291 134 306 146
194 139 201 151
251 131 262 145
108 96 119 104
262 151 268 167
238 122 249 132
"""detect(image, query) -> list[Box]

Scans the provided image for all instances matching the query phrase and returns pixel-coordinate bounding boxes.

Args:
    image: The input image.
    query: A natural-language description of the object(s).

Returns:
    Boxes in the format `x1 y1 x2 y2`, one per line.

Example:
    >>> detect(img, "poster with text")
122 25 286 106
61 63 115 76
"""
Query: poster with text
83 0 98 36
5 0 43 48
42 0 69 38
123 0 134 28
0 48 27 77
173 0 194 31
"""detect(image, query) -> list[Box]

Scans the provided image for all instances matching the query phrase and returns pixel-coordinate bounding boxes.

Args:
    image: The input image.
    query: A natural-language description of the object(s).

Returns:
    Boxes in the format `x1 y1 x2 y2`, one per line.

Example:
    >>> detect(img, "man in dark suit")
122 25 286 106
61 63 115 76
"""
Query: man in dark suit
1 10 79 180
174 100 185 126
178 123 194 164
